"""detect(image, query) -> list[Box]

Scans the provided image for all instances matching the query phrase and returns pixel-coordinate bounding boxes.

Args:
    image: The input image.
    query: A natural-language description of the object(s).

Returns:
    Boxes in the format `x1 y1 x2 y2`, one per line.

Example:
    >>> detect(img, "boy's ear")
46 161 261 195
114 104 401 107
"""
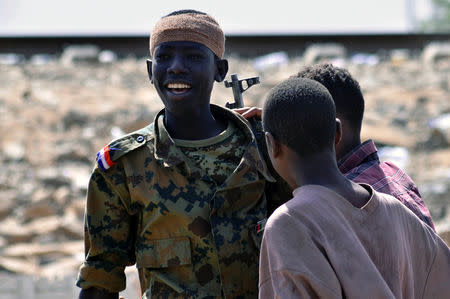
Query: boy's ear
146 59 153 84
335 118 342 147
265 132 281 159
214 59 228 82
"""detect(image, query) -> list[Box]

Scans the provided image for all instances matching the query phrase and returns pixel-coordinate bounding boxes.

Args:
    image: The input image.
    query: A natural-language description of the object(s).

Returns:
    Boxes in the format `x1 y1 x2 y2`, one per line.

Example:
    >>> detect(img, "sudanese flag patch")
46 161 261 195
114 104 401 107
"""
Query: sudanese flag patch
96 145 116 171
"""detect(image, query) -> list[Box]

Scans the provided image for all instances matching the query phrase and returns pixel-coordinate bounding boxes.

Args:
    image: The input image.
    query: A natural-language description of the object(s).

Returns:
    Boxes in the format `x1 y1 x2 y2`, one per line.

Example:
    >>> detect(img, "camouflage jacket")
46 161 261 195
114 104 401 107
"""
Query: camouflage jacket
77 104 287 298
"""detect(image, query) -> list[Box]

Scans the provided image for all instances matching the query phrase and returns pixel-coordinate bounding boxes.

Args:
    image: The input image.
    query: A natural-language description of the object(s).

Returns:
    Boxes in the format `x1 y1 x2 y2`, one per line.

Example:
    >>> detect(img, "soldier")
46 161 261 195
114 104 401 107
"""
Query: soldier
77 9 288 299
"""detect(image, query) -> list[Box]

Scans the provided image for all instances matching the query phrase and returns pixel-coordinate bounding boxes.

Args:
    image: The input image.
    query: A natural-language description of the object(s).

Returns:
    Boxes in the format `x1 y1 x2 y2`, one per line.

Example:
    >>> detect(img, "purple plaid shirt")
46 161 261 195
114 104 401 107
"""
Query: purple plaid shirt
338 140 435 231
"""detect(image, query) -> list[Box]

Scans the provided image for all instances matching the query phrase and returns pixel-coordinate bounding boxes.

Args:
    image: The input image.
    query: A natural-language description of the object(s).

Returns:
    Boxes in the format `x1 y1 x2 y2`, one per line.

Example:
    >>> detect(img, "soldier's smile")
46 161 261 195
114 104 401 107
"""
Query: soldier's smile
166 82 192 95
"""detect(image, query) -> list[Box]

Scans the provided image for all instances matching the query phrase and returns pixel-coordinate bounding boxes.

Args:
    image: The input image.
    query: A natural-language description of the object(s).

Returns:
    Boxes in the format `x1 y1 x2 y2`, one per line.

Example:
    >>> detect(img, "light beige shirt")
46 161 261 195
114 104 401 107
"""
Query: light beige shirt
259 184 450 299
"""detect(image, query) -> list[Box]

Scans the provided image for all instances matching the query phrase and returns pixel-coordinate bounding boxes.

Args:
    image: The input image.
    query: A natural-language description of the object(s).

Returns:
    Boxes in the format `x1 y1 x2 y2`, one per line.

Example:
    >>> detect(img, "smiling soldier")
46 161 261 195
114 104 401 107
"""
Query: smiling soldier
76 9 283 299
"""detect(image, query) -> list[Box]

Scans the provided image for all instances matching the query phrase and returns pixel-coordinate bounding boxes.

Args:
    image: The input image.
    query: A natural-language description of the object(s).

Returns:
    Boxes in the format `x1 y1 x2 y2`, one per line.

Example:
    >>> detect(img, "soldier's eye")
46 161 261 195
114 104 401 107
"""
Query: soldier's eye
155 53 170 61
188 53 204 61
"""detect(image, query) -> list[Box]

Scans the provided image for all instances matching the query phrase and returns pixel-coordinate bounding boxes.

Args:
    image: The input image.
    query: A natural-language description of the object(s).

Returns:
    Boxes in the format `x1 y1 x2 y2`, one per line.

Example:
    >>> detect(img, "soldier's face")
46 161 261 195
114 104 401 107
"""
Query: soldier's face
148 41 223 113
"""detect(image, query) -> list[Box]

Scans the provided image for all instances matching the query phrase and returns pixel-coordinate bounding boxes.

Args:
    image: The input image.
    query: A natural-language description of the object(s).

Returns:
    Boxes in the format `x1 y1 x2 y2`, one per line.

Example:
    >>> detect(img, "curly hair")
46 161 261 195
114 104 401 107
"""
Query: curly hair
263 77 336 156
295 64 364 133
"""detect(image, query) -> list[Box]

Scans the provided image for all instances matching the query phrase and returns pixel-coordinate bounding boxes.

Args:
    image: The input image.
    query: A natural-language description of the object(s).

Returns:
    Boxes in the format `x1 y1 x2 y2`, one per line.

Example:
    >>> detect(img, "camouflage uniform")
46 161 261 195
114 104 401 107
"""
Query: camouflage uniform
76 104 287 298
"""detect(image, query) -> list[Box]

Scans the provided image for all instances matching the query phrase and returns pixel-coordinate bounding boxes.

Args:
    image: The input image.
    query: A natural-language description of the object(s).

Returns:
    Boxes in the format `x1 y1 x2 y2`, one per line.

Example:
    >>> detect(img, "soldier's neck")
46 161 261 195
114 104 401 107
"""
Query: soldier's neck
164 108 226 140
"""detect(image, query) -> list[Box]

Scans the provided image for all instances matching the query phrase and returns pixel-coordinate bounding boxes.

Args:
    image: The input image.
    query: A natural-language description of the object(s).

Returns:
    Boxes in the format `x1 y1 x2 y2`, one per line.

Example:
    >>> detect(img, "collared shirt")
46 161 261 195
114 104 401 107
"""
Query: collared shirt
338 140 435 230
77 104 276 298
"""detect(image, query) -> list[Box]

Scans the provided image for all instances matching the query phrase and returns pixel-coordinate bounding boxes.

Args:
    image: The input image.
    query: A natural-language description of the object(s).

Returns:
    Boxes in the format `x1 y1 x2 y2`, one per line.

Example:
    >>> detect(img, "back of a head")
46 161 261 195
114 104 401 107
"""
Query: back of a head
295 64 364 133
263 77 336 157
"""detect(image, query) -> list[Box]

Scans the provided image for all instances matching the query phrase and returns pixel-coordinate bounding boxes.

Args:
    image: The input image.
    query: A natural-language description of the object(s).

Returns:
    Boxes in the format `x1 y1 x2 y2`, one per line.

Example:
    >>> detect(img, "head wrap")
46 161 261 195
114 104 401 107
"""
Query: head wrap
150 12 225 58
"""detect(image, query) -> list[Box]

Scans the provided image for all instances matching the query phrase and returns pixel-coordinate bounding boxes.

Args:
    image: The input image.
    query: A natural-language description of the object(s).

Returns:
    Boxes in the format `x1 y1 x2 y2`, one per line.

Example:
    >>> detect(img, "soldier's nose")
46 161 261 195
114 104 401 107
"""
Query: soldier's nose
168 57 187 74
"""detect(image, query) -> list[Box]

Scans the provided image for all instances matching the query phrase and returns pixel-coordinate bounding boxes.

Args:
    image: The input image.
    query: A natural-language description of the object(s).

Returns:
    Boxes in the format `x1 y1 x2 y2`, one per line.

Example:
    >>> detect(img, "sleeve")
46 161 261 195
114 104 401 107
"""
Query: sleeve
258 212 342 299
76 166 137 293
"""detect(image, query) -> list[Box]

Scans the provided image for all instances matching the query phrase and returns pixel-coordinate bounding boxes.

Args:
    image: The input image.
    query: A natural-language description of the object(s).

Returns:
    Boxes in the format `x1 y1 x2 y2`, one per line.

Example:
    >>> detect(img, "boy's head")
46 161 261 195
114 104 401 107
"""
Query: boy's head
146 10 228 114
295 64 364 155
263 77 340 185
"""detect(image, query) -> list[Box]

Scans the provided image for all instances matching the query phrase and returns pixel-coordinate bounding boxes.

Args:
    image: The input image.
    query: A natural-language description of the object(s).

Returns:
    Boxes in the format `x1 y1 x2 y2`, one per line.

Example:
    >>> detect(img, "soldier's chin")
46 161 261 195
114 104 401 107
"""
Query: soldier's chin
168 88 191 95
164 89 193 102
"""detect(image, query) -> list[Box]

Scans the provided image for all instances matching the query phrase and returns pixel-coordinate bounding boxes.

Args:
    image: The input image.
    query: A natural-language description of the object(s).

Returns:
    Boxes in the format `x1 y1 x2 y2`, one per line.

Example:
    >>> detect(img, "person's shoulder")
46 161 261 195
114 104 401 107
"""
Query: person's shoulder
373 188 410 210
372 189 430 227
211 104 253 127
96 123 155 171
266 191 314 229
265 203 294 238
265 199 317 249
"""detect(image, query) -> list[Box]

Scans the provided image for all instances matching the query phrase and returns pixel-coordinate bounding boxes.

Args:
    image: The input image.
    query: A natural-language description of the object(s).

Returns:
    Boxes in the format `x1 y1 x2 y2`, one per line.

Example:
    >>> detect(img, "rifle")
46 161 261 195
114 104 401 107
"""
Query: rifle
224 73 260 109
224 73 291 214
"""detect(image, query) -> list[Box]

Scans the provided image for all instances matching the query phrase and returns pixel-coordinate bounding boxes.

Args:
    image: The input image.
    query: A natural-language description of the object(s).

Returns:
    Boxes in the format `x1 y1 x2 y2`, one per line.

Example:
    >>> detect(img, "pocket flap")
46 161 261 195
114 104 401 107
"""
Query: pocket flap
136 237 191 268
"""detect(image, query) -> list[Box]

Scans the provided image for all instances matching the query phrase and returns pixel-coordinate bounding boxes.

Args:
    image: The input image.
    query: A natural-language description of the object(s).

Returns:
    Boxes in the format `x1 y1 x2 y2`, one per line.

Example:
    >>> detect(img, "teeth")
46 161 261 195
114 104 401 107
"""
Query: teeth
167 83 191 89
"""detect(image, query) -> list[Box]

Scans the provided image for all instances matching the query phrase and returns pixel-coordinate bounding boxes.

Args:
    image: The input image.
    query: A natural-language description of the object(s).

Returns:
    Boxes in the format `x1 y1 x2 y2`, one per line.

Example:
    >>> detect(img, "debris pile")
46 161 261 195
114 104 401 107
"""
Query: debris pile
0 43 449 279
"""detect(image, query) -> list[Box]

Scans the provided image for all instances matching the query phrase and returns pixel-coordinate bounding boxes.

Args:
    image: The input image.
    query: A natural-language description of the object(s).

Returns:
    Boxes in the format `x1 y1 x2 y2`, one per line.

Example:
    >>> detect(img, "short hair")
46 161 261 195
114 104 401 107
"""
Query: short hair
263 77 336 156
295 64 364 132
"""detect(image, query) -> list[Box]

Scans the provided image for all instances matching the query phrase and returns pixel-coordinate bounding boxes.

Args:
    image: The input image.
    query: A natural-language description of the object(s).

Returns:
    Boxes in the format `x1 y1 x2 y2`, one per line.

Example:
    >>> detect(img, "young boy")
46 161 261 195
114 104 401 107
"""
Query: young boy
77 10 286 299
259 77 450 298
296 64 434 230
236 64 434 230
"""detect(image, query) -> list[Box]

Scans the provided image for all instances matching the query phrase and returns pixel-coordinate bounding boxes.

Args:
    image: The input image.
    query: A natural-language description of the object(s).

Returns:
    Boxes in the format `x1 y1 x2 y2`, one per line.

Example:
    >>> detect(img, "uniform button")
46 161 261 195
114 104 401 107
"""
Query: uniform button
136 136 145 143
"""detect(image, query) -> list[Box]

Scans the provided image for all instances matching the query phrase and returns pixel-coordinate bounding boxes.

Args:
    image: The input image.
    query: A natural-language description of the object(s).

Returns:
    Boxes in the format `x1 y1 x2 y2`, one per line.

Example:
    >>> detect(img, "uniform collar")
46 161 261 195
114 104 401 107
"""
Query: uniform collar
152 104 275 182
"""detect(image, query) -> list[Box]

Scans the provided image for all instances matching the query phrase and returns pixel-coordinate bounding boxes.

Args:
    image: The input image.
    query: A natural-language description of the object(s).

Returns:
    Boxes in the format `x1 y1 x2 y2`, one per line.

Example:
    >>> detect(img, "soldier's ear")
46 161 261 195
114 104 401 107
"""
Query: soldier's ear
215 59 228 82
146 59 153 84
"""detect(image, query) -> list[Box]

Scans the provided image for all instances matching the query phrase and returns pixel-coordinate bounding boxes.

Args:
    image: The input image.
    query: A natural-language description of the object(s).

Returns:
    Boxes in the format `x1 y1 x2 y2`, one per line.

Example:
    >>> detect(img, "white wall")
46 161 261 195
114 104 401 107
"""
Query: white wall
0 0 432 36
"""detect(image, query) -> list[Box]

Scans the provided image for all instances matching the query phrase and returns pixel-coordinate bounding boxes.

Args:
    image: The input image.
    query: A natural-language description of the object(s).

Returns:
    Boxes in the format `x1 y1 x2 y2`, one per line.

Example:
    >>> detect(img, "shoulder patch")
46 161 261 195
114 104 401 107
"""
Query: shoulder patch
96 123 155 171
97 145 116 171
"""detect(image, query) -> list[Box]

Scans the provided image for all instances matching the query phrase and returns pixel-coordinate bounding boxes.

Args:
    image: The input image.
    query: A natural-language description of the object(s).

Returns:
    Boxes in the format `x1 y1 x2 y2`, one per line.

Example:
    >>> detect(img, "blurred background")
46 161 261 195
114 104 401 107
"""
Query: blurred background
0 0 449 297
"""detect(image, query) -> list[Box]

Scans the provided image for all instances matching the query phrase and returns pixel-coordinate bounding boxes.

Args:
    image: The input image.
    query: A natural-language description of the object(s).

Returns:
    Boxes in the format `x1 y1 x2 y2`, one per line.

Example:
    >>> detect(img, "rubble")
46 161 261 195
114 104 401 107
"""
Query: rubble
2 141 25 162
98 50 118 64
378 146 410 170
422 41 450 66
60 45 100 65
253 52 289 72
437 221 450 246
302 43 346 65
427 113 450 148
30 54 54 66
0 53 24 65
351 53 379 66
0 46 449 283
389 49 411 65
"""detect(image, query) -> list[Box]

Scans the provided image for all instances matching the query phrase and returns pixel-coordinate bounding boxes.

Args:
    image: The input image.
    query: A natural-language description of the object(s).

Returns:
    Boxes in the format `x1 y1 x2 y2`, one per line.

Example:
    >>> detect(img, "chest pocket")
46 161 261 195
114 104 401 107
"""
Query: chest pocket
136 237 191 268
